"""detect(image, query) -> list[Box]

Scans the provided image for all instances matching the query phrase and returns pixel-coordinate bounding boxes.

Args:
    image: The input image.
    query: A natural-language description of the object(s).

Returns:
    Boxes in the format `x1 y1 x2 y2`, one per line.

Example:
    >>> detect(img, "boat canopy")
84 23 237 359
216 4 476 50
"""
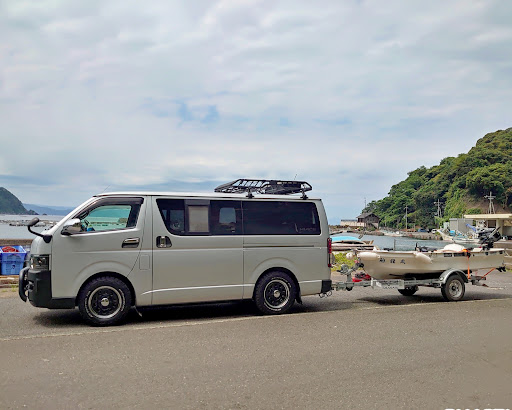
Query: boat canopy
331 235 365 243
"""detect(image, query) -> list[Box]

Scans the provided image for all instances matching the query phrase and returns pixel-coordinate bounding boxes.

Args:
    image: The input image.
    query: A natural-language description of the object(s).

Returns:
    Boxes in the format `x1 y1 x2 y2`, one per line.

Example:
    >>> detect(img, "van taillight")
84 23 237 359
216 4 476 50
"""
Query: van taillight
327 237 332 267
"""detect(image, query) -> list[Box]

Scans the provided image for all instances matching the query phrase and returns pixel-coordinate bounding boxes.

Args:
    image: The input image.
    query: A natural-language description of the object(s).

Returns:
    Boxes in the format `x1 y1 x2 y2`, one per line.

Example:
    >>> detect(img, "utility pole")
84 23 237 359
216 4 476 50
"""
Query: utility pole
404 205 408 232
485 191 496 214
434 199 442 218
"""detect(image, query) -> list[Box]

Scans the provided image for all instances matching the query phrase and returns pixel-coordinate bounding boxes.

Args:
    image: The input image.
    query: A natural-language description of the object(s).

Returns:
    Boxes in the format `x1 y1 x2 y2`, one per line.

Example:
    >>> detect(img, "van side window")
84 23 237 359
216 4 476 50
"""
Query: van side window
157 199 211 235
158 199 210 235
210 200 242 235
157 199 243 236
243 201 320 235
157 199 186 235
75 199 143 233
188 205 209 233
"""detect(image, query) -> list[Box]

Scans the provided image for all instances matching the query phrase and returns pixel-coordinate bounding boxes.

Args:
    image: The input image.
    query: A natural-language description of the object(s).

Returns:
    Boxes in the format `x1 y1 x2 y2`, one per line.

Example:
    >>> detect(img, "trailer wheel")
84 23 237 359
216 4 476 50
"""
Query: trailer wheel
441 275 465 302
398 286 418 296
254 271 297 315
78 276 132 326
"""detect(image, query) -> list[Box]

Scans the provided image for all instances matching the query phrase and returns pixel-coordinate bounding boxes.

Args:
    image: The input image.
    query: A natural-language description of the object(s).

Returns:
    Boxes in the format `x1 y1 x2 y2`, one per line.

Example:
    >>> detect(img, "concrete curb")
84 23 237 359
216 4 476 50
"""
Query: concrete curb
0 275 19 288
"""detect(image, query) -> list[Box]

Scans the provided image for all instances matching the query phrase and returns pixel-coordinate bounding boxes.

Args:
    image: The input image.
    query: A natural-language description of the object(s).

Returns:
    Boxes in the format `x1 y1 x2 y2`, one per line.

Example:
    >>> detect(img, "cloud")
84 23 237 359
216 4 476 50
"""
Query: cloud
1 0 511 222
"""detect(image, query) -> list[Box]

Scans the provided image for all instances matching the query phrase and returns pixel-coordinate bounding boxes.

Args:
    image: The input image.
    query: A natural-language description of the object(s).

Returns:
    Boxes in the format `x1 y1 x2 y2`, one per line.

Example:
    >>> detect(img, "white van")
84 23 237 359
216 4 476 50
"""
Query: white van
19 180 332 326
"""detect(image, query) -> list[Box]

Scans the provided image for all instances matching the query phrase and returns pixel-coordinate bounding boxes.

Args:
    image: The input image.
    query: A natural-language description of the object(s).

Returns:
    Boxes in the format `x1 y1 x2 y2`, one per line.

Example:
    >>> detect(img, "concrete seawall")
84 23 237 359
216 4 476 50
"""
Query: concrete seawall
401 232 441 241
0 239 32 247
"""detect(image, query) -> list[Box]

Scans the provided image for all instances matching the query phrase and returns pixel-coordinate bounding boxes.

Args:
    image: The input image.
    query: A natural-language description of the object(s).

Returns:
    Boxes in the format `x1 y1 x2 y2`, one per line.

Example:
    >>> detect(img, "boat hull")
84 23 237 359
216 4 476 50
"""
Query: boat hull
358 248 505 279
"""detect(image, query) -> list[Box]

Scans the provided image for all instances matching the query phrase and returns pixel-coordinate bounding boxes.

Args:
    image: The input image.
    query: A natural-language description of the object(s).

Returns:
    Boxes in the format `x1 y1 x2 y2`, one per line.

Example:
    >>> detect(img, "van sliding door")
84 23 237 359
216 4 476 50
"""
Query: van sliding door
151 198 244 305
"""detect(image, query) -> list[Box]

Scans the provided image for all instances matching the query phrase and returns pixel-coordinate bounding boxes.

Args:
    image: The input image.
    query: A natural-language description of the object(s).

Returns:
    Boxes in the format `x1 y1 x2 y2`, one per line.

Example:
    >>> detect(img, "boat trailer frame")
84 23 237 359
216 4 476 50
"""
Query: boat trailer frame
329 263 498 301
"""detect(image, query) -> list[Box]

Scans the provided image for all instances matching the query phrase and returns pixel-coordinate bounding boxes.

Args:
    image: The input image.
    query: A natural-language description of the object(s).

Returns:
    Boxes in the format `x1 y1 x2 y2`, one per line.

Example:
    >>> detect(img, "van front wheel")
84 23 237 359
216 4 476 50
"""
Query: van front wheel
254 271 297 315
78 276 132 326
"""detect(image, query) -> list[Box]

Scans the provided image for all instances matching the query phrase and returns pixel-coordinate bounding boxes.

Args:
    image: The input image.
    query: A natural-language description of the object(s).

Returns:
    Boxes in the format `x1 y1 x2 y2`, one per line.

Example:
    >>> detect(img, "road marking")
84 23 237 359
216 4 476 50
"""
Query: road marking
1 297 511 343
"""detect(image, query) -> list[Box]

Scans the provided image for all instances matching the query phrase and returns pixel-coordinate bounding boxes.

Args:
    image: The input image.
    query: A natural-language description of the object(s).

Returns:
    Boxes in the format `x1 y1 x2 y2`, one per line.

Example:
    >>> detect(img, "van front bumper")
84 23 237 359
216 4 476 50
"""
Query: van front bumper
19 268 75 309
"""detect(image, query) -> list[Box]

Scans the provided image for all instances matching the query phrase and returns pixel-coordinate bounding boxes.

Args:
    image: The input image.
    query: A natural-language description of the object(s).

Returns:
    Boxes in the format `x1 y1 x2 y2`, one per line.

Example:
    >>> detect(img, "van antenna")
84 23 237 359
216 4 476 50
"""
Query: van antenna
102 185 111 193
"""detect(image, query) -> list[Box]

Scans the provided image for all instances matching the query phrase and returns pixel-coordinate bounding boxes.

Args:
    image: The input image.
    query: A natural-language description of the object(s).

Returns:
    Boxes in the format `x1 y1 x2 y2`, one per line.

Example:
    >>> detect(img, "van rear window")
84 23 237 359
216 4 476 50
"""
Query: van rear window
242 201 320 235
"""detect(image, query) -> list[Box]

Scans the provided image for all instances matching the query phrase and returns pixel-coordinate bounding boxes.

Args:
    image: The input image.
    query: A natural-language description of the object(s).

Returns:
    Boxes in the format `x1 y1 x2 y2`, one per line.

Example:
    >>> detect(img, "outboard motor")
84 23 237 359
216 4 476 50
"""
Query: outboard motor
477 227 501 249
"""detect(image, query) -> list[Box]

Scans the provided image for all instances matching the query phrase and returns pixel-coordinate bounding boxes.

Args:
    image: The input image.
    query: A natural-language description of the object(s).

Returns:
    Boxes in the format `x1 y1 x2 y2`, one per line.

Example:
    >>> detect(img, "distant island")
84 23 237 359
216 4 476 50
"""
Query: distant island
22 203 74 216
0 187 36 214
362 127 512 230
0 187 73 215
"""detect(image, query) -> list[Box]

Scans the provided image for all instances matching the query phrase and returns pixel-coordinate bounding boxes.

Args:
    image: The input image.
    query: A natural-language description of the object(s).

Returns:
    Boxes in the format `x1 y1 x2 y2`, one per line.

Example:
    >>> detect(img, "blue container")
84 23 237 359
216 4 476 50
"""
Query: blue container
1 245 27 275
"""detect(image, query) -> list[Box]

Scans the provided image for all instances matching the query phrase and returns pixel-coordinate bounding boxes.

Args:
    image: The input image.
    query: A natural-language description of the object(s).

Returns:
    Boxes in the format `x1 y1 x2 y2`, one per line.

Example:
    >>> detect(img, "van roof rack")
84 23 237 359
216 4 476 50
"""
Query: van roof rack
214 179 312 199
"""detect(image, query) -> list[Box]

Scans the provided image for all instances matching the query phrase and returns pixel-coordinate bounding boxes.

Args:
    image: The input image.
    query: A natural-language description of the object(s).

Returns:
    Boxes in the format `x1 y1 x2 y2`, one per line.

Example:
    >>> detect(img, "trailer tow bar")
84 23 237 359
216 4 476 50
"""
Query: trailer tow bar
330 263 363 292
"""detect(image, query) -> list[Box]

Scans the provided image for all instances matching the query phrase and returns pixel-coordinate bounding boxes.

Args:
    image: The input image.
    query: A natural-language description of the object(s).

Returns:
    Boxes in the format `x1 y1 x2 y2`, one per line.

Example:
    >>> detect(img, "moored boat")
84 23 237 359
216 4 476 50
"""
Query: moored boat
436 228 479 245
331 235 374 251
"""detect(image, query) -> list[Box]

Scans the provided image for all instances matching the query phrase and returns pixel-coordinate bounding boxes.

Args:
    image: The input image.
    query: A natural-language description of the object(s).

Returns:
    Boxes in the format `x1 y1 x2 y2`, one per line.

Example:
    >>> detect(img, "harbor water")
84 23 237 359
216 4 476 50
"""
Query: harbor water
1 215 449 250
0 214 63 240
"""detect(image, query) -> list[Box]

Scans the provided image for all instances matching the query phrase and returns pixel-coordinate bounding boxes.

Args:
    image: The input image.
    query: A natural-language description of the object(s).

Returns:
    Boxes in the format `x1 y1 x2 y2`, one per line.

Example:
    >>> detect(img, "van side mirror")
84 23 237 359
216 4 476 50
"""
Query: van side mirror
27 217 52 243
27 217 40 227
61 219 82 236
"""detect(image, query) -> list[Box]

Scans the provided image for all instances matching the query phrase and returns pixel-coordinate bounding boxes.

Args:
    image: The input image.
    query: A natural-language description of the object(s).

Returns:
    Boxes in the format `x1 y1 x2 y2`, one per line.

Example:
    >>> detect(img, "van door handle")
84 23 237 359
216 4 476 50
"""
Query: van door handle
156 236 172 248
122 238 140 248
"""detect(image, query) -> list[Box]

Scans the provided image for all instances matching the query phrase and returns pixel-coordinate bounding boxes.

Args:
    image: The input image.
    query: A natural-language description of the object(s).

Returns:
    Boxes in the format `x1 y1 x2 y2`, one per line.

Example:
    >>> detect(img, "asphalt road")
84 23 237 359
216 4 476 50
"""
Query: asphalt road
1 272 512 409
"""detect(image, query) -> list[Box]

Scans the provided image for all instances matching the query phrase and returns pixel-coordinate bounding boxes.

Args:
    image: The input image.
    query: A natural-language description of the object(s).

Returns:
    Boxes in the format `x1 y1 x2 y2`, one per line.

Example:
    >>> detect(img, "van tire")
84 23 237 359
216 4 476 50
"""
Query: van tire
254 271 297 315
78 276 132 326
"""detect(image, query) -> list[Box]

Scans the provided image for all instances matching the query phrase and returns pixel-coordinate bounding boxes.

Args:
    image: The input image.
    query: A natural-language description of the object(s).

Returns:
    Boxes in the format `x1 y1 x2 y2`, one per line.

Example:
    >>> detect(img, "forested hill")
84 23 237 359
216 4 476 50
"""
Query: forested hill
363 127 512 229
0 187 30 214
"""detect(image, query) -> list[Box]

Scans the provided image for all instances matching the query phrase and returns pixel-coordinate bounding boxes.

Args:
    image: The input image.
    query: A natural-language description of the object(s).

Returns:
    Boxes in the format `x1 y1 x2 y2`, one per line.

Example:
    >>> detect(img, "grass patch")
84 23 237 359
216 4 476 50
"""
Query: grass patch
331 251 356 272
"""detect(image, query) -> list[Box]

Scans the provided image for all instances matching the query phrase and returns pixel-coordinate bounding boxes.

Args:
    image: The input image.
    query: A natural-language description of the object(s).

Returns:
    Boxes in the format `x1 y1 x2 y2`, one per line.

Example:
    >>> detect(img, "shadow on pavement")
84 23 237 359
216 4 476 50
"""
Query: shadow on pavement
32 309 83 328
31 291 512 328
134 300 258 323
32 300 259 328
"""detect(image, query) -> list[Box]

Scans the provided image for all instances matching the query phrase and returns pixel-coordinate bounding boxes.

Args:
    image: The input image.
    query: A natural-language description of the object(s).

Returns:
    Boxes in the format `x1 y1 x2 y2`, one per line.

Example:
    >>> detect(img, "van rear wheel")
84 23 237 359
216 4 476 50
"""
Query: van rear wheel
254 271 297 315
78 276 132 326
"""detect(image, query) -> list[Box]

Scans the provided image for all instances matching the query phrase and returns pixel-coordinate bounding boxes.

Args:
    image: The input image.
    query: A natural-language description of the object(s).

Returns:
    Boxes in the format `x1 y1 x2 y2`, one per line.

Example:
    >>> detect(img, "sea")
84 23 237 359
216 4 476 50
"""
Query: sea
0 214 449 251
0 214 63 240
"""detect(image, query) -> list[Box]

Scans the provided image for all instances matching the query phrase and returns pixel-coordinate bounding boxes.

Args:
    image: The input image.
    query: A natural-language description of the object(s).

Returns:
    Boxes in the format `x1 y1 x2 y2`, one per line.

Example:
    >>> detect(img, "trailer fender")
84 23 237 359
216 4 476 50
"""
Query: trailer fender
439 269 468 284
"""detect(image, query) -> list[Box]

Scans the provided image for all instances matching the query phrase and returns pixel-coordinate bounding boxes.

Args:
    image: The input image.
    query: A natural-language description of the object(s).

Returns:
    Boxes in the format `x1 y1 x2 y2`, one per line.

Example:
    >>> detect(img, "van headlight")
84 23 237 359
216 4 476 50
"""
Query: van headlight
30 254 50 271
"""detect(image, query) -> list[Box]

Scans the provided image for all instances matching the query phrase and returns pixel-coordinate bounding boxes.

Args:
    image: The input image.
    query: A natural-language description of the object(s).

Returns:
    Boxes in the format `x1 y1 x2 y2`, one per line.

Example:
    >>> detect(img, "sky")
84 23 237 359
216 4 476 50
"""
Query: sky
1 0 511 223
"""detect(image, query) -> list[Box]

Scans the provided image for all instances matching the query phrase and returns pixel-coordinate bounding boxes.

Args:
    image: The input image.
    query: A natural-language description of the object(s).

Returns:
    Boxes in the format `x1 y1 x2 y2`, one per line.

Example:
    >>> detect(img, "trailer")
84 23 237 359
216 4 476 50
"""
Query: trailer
328 262 502 302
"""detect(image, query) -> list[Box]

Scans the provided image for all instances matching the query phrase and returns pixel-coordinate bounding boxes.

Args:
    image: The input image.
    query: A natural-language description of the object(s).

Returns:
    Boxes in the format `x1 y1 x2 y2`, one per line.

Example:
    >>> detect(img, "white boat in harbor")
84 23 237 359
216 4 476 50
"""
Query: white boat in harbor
382 230 404 237
436 228 479 245
356 243 505 280
331 235 374 251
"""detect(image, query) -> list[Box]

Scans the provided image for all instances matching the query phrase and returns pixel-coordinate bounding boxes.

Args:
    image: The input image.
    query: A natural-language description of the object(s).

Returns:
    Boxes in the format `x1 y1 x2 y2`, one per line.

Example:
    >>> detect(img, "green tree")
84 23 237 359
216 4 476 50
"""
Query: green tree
358 127 512 228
